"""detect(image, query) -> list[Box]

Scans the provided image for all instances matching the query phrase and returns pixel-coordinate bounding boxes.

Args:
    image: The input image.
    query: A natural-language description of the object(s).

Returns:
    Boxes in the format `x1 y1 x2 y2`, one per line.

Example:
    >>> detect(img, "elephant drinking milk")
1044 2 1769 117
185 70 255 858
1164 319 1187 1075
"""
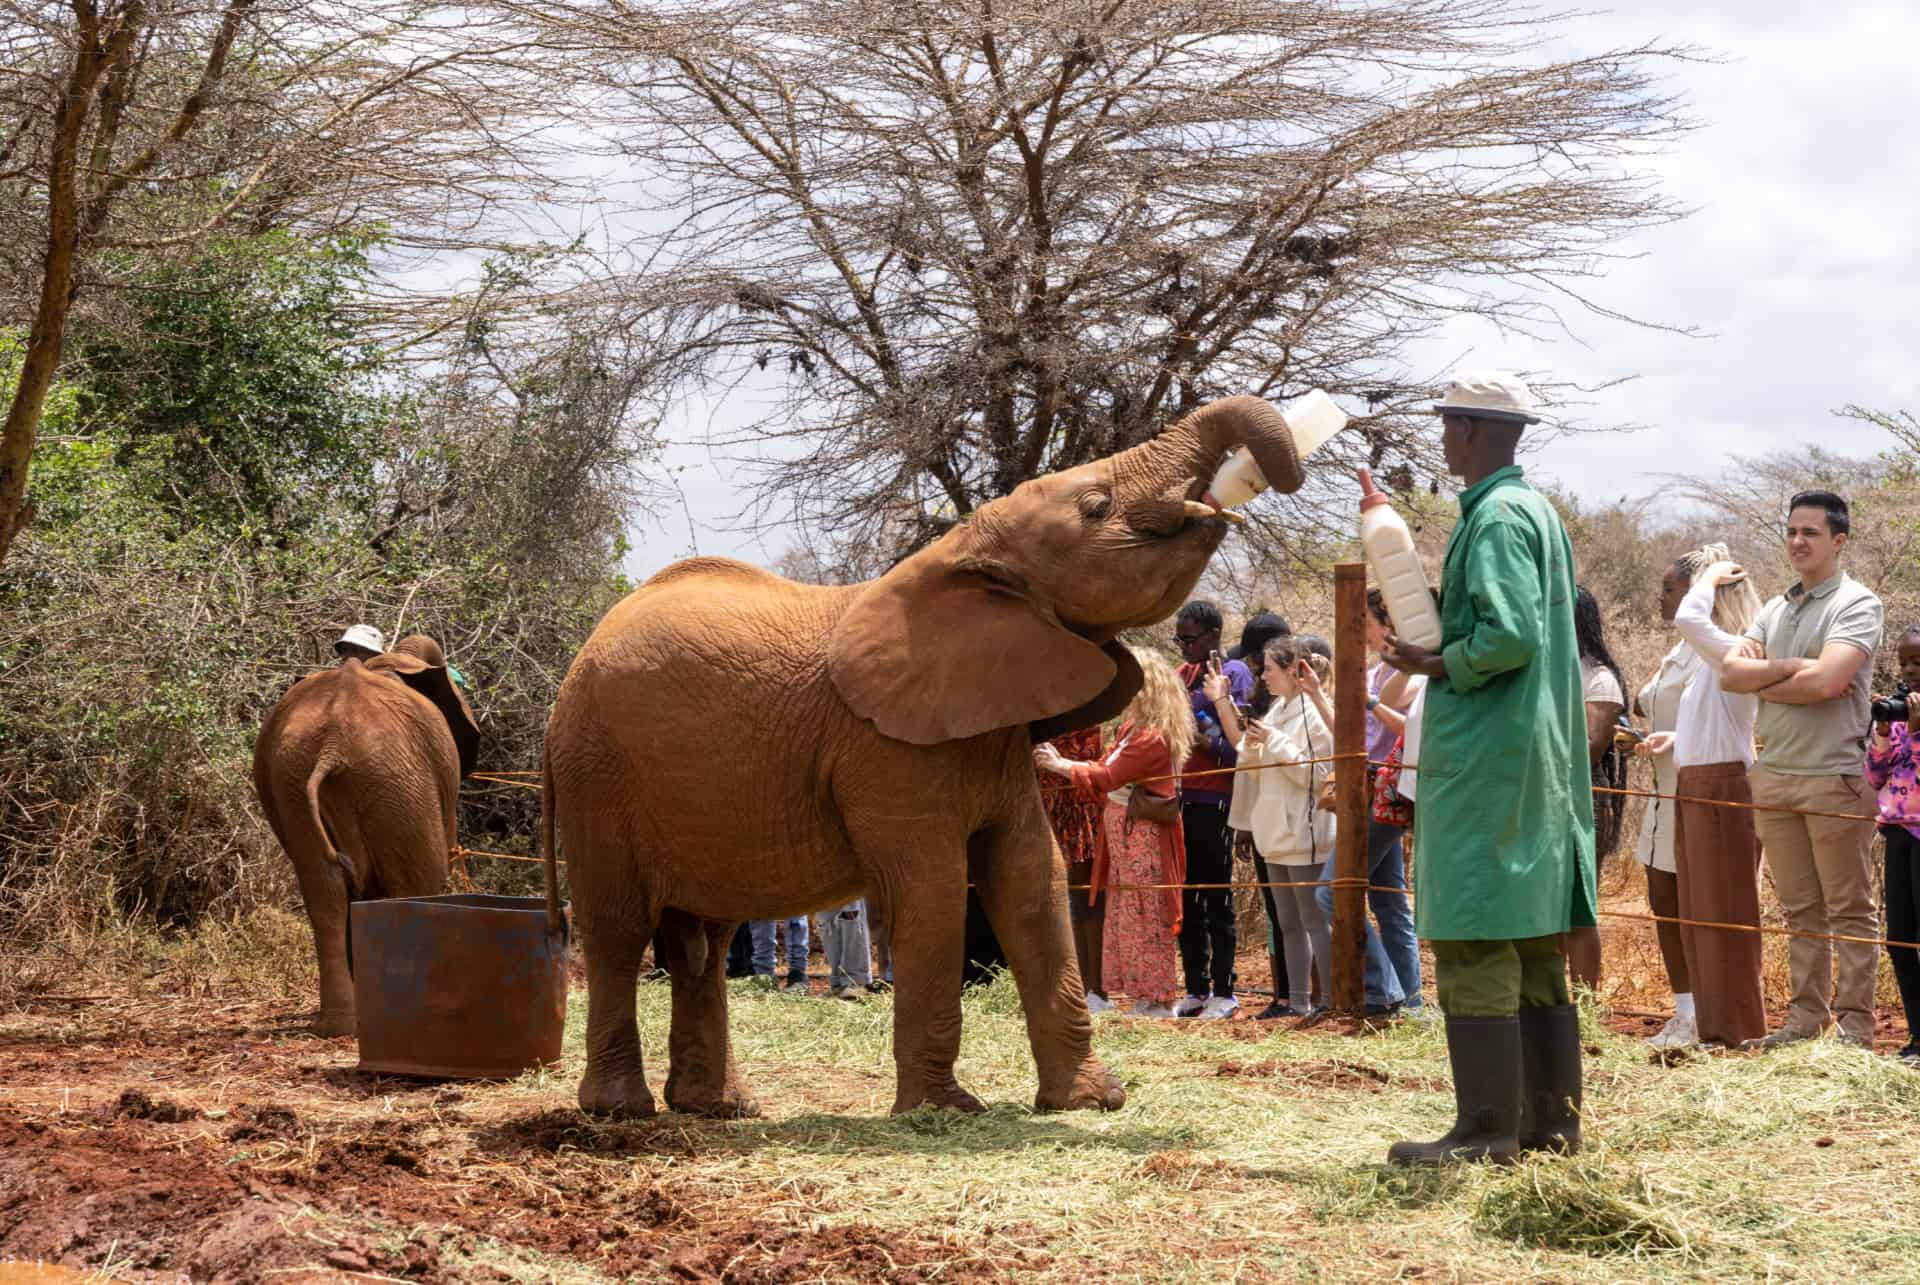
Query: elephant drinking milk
543 395 1313 1117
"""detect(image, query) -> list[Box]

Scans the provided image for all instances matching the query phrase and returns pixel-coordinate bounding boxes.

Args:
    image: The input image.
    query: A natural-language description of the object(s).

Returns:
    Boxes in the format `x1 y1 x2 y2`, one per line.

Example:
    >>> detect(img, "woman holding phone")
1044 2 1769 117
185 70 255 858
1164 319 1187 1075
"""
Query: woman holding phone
1228 636 1338 1016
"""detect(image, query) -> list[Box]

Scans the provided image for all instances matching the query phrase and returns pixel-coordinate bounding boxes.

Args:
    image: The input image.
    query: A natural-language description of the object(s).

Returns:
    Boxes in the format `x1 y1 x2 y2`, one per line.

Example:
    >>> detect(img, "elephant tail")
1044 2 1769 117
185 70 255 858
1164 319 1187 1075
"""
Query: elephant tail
305 757 359 902
542 740 564 940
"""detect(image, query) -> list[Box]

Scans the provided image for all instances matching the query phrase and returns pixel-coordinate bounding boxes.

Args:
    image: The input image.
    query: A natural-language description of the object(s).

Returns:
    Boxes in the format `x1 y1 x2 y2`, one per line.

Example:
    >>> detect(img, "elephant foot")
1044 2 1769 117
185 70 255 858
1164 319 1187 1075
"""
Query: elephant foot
578 1068 658 1120
664 1054 761 1118
1035 1062 1126 1113
310 1009 355 1039
666 1087 762 1119
891 1080 986 1115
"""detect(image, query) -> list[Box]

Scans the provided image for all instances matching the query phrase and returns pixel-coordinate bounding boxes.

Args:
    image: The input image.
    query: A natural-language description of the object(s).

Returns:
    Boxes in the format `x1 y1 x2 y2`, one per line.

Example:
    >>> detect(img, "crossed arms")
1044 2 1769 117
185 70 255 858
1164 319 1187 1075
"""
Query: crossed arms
1719 639 1867 704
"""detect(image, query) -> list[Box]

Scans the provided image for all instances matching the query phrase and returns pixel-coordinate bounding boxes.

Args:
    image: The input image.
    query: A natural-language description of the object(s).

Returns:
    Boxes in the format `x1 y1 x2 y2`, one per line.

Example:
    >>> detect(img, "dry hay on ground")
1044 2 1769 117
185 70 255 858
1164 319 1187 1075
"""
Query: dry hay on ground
2 958 1918 1282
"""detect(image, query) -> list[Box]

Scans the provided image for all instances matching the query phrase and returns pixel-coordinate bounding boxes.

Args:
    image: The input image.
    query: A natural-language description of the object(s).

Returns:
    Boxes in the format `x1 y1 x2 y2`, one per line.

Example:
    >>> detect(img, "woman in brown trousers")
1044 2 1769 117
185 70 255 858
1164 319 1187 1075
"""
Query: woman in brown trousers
1651 546 1768 1047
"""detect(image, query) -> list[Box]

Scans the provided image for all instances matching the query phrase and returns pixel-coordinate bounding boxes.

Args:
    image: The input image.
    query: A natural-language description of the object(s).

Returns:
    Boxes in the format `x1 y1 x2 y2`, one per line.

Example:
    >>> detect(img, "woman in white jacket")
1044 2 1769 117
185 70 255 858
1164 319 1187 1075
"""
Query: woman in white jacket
1229 636 1337 1015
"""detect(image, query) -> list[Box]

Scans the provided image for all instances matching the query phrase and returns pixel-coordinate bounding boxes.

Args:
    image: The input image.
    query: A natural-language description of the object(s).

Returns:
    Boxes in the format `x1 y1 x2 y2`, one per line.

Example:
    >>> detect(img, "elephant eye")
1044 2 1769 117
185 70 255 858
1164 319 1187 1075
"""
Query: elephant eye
1078 490 1112 521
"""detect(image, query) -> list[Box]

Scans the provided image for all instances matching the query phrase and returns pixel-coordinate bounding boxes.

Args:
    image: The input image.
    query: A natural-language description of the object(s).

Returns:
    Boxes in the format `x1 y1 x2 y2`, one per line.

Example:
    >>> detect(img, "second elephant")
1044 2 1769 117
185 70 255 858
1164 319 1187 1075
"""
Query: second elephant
255 633 479 1035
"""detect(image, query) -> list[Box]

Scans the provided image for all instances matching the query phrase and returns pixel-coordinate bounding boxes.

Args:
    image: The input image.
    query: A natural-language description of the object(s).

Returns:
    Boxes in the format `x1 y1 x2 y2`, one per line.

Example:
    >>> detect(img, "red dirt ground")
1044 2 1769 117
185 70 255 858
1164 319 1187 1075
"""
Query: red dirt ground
4 920 1907 1281
0 997 1037 1283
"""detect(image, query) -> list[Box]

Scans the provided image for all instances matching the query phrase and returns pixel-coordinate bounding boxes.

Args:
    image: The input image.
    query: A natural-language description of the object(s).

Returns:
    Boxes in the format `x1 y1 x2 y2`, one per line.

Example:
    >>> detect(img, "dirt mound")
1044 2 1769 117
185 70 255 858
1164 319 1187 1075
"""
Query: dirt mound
1215 1057 1439 1093
99 1089 199 1123
663 1220 1033 1283
0 1116 314 1280
476 1107 699 1157
222 1103 300 1142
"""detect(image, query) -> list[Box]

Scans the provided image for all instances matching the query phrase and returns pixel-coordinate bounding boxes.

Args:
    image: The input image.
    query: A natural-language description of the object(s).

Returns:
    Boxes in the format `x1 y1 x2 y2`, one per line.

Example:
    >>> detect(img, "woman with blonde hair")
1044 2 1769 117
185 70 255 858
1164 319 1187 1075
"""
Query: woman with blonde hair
1034 646 1197 1018
1643 541 1767 1047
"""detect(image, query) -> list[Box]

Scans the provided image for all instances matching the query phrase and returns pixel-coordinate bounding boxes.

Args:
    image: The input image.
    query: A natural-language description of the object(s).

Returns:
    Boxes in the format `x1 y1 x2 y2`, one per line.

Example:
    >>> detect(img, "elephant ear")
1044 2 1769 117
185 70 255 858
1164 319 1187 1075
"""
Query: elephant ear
365 653 481 776
1027 641 1143 743
829 547 1118 746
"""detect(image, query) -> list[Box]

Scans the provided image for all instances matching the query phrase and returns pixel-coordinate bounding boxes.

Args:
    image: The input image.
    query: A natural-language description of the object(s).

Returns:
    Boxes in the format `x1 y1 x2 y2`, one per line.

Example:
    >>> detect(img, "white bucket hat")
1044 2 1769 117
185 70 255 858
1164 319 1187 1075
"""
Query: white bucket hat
336 624 387 655
1432 370 1542 425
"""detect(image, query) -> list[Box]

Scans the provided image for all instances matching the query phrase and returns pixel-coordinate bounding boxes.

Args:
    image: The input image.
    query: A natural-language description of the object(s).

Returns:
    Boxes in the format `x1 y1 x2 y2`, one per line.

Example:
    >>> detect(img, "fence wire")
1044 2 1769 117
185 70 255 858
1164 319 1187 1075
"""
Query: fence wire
451 750 1916 953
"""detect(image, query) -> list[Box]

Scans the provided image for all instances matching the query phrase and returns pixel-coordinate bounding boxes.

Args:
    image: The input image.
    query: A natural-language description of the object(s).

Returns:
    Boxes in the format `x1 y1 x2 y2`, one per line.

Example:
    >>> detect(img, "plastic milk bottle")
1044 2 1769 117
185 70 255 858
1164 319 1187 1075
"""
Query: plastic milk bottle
1202 389 1347 508
1357 468 1442 649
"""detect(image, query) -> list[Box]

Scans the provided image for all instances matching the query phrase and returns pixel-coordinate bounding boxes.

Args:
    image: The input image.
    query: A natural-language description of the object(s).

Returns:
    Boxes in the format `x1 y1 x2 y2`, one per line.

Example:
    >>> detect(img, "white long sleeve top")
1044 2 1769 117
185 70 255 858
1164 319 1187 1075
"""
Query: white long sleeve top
1631 639 1704 873
1671 576 1760 770
1226 693 1338 865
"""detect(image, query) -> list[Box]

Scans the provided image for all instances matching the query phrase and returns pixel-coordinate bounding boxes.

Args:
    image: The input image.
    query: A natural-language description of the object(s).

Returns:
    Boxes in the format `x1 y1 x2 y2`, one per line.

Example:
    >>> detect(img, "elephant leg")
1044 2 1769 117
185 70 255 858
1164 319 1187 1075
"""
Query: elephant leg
661 911 759 1118
575 870 659 1119
869 856 982 1114
974 800 1125 1113
279 793 356 1038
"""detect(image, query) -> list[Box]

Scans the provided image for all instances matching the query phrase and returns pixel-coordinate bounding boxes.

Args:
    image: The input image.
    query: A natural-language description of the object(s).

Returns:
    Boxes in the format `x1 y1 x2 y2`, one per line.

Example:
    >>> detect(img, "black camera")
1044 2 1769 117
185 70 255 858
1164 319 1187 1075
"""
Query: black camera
1872 684 1911 724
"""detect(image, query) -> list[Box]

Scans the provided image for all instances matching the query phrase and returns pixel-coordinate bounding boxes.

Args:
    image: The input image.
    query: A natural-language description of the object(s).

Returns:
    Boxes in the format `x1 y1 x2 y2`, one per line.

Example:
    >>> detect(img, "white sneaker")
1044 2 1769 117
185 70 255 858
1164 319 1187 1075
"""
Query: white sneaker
1131 999 1179 1019
1198 996 1239 1020
1173 994 1207 1018
1647 1012 1699 1050
1085 993 1114 1014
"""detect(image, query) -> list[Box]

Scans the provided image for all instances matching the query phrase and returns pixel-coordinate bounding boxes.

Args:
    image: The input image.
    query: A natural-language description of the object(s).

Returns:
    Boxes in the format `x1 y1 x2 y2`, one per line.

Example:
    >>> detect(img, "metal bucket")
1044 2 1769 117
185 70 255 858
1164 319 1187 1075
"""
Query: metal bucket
351 893 569 1079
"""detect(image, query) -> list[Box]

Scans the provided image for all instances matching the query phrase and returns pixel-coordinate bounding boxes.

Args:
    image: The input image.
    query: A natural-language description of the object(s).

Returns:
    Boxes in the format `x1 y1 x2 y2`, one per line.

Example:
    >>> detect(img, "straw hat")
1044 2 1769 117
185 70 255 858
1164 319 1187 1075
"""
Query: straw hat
1431 370 1542 425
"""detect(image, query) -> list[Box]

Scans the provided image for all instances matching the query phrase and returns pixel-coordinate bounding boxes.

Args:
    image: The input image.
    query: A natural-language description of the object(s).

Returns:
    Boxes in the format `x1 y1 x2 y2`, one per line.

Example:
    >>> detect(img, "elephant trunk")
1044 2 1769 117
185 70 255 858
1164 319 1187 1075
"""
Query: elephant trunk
1171 394 1306 502
1114 395 1307 520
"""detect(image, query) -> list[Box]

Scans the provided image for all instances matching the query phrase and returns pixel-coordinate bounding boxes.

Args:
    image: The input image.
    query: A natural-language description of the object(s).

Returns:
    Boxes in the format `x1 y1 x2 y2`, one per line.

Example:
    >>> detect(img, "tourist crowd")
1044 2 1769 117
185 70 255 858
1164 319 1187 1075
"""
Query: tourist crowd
1029 374 1918 1102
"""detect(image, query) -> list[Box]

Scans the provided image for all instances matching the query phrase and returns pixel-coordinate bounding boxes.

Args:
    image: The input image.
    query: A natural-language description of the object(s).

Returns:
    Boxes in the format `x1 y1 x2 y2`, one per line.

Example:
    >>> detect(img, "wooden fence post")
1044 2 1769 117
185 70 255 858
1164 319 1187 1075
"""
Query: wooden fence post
1330 562 1368 1013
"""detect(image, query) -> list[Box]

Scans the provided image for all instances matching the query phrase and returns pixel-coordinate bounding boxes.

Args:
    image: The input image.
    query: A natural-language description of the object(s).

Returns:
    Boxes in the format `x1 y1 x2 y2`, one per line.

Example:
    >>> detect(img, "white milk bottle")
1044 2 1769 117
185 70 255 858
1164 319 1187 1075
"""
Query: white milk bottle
1203 389 1346 508
1357 467 1443 649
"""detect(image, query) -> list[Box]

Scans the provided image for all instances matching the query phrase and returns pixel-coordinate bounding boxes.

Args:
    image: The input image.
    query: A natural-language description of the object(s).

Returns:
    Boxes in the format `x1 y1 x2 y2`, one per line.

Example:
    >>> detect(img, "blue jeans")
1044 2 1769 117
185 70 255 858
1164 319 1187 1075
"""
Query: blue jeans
817 900 873 989
750 918 809 975
1315 819 1419 1007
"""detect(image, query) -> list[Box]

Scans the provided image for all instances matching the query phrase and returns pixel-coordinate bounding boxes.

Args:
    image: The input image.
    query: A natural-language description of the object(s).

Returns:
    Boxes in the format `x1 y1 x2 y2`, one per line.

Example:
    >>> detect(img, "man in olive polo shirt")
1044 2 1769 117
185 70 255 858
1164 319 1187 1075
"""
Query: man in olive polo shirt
1721 490 1883 1050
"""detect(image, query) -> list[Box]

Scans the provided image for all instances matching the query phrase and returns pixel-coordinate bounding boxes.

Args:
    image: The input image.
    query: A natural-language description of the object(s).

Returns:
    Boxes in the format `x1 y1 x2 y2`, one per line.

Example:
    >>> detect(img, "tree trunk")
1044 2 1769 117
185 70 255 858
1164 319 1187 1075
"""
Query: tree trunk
0 26 113 571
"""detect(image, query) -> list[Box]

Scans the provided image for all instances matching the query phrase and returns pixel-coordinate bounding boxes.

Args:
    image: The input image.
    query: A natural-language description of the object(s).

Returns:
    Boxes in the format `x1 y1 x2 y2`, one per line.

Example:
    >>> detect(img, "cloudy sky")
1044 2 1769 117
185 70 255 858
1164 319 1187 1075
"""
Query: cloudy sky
624 3 1920 578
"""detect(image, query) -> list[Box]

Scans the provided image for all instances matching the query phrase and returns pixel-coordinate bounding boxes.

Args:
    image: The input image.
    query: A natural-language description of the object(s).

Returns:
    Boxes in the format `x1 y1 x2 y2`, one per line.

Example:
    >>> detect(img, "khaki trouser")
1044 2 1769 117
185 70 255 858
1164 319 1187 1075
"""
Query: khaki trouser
1747 767 1879 1043
1431 936 1570 1017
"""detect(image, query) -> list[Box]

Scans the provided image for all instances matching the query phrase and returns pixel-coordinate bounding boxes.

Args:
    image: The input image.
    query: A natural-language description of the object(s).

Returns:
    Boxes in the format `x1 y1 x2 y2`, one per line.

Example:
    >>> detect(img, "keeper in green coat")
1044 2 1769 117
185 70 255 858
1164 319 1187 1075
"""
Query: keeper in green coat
1381 370 1596 1168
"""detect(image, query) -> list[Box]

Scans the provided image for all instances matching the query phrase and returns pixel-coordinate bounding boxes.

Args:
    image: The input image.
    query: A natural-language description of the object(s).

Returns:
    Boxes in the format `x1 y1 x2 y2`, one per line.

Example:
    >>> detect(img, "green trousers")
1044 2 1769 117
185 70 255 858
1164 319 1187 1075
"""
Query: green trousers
1431 935 1570 1017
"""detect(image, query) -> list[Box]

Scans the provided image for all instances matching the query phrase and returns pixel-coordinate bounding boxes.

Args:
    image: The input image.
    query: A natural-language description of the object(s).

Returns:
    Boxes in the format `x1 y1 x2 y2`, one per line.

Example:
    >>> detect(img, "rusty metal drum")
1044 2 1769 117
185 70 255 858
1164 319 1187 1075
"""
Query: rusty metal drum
352 894 568 1079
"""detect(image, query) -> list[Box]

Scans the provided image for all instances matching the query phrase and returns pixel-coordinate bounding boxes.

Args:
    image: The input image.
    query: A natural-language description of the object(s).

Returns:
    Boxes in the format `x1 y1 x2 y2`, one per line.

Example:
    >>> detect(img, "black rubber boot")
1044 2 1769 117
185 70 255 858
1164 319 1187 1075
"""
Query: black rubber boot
1517 1003 1584 1155
1387 1015 1522 1167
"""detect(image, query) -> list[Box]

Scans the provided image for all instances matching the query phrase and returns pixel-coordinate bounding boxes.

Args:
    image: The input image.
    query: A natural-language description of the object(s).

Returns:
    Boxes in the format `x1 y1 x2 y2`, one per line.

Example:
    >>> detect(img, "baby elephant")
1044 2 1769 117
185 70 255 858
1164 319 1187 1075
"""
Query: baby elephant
254 634 478 1035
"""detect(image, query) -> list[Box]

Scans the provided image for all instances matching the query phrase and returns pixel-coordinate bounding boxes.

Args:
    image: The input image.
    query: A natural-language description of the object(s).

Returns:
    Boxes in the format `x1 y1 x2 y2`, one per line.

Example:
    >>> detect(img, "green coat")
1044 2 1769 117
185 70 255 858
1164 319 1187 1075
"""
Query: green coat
1414 466 1598 941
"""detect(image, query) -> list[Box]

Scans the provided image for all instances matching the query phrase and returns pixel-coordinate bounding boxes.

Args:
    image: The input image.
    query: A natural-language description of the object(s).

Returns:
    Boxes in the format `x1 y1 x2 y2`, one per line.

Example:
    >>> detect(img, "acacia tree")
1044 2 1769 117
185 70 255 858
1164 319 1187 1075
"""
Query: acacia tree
520 0 1691 564
0 0 570 568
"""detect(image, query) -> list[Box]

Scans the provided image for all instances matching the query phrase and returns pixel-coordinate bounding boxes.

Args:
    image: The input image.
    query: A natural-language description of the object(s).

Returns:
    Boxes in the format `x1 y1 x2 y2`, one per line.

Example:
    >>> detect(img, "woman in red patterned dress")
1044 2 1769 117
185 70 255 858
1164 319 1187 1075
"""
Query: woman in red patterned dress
1040 725 1108 1009
1034 648 1198 1017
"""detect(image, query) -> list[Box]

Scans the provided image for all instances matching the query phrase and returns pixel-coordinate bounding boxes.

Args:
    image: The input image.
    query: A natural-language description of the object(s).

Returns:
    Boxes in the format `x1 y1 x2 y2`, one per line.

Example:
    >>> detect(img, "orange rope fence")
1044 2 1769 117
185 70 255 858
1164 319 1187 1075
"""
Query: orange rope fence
447 845 1920 953
471 756 1887 824
453 753 1917 949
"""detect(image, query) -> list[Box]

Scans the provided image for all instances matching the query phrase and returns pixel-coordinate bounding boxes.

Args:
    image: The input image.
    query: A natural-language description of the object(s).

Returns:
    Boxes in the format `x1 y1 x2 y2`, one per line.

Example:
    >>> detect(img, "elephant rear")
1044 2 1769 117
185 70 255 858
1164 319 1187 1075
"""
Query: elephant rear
253 661 466 1034
546 558 868 921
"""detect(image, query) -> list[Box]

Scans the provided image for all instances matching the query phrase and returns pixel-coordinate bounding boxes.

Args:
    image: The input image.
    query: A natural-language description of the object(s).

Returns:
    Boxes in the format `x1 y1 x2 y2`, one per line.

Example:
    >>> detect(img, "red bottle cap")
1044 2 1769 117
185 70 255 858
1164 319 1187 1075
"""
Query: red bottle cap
1357 467 1389 513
